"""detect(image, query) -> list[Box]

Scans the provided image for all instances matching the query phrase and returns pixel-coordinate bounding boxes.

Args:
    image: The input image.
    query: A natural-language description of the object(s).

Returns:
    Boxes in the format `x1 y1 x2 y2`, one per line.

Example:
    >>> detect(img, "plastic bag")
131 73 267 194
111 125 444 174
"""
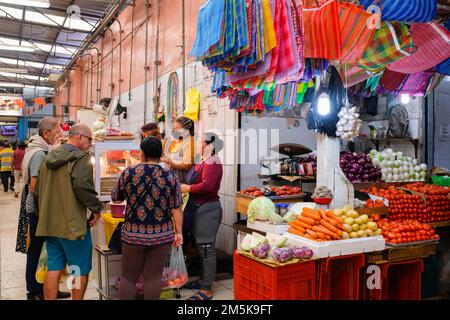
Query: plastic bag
35 244 47 284
161 246 188 289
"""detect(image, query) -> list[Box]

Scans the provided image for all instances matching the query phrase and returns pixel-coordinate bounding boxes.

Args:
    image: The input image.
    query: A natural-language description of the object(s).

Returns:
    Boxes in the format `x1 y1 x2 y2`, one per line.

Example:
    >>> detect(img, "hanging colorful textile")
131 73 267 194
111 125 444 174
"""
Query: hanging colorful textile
360 0 437 23
435 59 450 76
387 22 450 74
339 63 375 88
190 0 226 57
426 73 446 96
358 21 413 73
184 88 201 122
396 71 435 96
379 69 408 91
302 0 342 60
262 0 277 53
338 1 376 63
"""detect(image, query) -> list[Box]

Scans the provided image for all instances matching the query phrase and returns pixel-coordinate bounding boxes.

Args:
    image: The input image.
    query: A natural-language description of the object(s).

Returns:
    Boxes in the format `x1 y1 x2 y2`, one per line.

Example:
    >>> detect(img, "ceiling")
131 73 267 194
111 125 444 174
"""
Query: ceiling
0 0 117 94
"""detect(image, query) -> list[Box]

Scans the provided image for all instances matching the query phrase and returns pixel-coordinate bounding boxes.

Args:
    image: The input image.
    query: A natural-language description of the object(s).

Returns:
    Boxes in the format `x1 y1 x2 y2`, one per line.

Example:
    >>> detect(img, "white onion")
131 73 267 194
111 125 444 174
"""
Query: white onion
420 164 427 171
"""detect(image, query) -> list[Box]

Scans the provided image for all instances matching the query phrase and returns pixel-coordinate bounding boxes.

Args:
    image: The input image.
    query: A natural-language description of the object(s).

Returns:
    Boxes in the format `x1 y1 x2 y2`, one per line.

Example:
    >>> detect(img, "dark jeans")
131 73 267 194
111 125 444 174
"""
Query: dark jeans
26 212 44 296
0 171 12 192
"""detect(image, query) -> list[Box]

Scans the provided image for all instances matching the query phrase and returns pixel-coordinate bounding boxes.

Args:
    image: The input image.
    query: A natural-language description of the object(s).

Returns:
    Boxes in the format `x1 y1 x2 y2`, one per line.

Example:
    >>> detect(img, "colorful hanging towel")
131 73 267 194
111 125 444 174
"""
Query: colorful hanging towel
338 1 376 63
262 0 277 53
302 0 342 60
426 73 446 96
435 59 450 76
358 21 413 73
396 71 434 96
184 88 201 122
190 0 226 57
274 0 295 74
387 22 450 75
379 69 408 91
339 63 375 88
360 0 436 23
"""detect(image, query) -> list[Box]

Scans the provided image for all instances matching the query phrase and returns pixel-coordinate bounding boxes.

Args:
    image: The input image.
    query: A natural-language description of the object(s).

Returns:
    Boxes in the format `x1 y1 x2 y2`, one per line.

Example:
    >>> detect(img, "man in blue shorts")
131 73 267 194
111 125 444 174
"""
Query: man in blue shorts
36 124 103 300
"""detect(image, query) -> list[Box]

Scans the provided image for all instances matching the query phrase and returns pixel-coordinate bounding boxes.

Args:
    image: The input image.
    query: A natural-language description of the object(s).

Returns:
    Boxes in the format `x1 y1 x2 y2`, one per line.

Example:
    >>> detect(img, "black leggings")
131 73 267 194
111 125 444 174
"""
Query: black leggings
1 171 12 192
119 242 172 300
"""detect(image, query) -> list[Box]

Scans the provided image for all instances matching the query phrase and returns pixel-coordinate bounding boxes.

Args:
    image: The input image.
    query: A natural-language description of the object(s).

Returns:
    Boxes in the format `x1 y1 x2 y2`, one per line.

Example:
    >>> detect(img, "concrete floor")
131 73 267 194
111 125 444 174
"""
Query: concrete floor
0 191 234 300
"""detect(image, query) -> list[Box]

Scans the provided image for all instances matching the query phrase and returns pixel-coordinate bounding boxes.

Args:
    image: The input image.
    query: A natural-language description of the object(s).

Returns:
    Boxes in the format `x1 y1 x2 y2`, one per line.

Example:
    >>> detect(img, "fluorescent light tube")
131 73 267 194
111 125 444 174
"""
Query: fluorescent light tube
0 44 35 52
0 0 50 8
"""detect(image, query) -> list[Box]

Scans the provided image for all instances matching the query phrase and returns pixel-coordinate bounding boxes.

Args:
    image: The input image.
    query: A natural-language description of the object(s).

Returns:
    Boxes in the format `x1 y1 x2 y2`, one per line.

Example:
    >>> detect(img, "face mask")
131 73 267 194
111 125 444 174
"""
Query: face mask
172 129 188 140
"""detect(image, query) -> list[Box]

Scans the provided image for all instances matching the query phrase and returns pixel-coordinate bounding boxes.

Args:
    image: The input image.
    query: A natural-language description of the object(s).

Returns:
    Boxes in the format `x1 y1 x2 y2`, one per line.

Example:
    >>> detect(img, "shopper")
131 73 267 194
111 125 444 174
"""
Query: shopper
161 116 195 183
19 117 70 300
13 142 26 197
111 136 183 300
35 124 102 300
123 122 162 166
0 141 14 192
181 132 223 300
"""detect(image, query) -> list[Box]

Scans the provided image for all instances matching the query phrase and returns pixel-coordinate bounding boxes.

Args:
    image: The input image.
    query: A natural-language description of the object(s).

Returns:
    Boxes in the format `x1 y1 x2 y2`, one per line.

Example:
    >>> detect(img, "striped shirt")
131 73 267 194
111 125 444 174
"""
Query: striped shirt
0 148 14 172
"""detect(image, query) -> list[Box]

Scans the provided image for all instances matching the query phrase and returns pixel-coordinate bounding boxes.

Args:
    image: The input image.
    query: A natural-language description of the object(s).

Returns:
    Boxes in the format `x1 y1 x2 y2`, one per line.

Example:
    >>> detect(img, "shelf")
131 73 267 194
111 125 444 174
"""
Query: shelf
358 137 419 158
430 221 450 229
257 174 316 182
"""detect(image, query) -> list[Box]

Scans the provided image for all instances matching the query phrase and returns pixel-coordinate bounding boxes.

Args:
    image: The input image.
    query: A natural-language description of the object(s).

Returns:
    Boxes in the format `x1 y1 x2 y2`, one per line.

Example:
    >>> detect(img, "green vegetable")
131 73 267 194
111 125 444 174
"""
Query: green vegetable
247 197 277 223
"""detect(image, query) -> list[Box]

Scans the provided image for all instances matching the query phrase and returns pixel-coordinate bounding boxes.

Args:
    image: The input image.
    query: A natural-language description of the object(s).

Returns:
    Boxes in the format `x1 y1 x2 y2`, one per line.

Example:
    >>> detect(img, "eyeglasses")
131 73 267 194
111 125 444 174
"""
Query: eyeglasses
73 132 92 142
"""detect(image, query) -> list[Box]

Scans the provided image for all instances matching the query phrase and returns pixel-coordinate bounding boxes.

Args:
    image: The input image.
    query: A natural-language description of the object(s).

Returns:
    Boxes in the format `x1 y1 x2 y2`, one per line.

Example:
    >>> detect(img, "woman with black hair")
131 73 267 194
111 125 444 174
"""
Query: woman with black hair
161 116 195 183
181 132 223 300
111 137 183 300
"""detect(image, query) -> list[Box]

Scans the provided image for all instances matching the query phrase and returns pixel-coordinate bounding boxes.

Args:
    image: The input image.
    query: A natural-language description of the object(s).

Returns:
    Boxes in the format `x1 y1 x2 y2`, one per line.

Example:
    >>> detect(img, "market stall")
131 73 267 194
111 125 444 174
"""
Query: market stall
190 0 450 300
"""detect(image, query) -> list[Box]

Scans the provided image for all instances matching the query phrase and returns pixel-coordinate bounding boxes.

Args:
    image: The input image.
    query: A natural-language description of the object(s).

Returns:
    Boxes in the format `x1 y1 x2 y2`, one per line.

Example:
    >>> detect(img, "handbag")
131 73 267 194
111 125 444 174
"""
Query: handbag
185 166 199 185
108 186 148 254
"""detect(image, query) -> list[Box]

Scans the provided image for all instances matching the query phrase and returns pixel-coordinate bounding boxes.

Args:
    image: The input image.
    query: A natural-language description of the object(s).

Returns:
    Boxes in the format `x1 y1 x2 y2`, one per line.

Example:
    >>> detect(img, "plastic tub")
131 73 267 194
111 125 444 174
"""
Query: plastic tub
110 202 126 218
431 175 450 187
313 197 333 205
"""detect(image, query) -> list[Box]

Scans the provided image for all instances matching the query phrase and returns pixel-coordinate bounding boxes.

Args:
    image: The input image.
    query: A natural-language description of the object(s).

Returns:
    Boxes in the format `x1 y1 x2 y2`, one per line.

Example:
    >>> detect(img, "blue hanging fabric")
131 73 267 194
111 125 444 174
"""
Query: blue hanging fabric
190 0 226 57
360 0 436 23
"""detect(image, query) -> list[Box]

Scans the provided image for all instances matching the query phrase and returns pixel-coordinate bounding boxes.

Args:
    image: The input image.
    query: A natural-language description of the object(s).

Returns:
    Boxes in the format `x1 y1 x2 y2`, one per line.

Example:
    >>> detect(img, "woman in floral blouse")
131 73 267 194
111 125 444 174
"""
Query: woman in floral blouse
112 137 183 300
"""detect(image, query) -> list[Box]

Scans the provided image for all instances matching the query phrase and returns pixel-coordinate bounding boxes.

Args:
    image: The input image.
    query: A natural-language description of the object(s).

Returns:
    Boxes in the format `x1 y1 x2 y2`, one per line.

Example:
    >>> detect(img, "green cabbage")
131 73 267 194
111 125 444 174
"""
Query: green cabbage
247 197 279 223
240 232 268 251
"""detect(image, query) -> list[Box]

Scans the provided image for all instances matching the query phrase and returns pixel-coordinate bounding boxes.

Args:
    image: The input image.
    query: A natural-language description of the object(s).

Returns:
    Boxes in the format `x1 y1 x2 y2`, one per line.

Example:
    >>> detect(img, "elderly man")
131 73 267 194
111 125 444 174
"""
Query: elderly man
36 124 103 300
18 117 70 300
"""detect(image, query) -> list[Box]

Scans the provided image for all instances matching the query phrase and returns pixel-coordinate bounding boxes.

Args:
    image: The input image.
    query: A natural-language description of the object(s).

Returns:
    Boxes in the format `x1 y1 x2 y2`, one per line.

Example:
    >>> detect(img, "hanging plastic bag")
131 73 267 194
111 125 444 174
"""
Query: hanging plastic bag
161 246 188 289
35 243 47 284
183 88 200 122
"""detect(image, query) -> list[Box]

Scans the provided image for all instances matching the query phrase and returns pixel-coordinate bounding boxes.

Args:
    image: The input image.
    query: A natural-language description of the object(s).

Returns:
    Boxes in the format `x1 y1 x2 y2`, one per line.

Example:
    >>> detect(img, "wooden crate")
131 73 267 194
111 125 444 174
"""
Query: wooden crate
236 193 305 215
356 207 389 216
365 243 438 264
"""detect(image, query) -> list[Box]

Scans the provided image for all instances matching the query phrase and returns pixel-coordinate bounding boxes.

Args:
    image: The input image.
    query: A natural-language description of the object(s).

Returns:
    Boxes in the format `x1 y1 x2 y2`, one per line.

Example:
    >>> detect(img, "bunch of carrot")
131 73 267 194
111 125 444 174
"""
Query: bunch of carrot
287 207 345 242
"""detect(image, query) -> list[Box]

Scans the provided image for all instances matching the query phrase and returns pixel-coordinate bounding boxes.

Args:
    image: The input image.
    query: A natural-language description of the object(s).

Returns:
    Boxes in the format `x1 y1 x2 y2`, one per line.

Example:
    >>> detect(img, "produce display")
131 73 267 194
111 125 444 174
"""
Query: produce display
246 197 284 224
369 149 427 182
240 232 313 262
364 184 450 223
376 219 439 244
340 152 382 183
287 207 346 241
365 199 385 208
239 185 303 197
336 105 362 141
334 206 382 239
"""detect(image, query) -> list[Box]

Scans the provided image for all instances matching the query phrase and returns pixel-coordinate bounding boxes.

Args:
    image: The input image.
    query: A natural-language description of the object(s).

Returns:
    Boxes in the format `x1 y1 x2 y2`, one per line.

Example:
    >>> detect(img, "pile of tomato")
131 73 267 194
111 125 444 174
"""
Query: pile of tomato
365 199 385 208
239 187 264 197
376 219 439 244
239 185 303 197
363 184 450 223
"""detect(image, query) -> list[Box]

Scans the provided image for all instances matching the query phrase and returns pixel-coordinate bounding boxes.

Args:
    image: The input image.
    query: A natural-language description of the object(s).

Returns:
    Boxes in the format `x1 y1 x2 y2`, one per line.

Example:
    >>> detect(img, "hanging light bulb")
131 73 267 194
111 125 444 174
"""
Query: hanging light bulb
317 92 331 116
400 94 410 104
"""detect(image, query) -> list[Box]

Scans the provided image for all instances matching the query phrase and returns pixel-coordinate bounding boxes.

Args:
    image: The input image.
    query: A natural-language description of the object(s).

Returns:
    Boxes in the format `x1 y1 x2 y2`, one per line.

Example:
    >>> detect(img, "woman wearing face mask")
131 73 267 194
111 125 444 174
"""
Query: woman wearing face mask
180 132 223 301
161 117 195 184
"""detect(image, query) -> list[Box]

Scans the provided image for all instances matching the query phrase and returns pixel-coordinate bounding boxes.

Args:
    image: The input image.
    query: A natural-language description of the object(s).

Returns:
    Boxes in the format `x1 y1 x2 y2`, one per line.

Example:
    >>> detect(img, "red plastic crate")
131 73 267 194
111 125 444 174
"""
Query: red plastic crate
233 252 316 300
317 253 365 300
362 259 424 300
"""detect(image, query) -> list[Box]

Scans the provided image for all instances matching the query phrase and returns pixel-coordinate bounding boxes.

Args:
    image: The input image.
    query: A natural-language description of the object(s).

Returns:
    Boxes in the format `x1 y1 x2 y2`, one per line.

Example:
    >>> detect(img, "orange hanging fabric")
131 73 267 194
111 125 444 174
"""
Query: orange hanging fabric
302 0 342 60
338 1 376 63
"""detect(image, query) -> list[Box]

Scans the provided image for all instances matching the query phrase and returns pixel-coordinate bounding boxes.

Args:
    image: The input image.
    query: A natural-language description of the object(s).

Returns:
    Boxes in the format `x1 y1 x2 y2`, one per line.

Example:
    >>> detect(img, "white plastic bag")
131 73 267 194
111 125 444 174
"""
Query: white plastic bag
161 246 188 289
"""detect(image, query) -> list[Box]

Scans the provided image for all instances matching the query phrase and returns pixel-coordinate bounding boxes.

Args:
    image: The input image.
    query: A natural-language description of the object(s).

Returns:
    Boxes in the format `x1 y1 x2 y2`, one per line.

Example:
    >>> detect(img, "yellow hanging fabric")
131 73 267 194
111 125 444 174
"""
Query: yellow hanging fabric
262 0 277 53
183 88 200 122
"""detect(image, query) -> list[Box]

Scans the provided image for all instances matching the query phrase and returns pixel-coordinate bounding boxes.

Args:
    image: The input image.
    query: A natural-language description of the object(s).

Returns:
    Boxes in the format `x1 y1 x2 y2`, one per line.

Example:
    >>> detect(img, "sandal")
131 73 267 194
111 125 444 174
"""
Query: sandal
187 291 213 301
184 280 202 290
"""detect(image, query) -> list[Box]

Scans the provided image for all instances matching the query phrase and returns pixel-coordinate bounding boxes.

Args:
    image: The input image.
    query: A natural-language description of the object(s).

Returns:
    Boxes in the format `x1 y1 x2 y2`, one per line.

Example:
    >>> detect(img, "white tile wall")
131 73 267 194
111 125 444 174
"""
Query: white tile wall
224 165 236 197
223 194 237 227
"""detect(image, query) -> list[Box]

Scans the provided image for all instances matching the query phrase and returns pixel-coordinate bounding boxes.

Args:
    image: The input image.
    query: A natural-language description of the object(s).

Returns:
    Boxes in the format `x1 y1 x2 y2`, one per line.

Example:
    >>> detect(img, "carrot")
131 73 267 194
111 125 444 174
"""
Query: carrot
306 229 318 239
312 225 339 239
288 222 305 234
302 233 316 241
288 227 305 237
302 209 321 221
292 220 313 230
298 216 317 226
320 219 339 233
315 232 330 240
326 210 344 224
320 210 329 221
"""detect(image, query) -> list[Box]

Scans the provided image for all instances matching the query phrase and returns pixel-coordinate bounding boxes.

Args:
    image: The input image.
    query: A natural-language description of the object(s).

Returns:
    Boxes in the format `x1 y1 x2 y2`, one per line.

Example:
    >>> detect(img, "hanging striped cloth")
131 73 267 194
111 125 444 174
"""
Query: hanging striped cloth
360 0 436 23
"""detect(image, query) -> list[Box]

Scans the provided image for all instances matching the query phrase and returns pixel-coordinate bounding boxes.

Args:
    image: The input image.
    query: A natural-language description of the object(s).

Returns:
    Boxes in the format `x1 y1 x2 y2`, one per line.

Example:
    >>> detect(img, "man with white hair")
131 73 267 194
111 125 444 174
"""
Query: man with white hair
36 124 103 300
18 116 71 300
